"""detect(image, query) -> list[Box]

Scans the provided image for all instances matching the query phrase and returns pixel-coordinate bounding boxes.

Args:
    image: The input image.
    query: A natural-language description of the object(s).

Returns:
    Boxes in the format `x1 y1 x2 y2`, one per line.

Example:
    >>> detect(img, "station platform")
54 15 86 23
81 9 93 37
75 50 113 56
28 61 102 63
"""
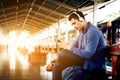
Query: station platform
1 45 119 80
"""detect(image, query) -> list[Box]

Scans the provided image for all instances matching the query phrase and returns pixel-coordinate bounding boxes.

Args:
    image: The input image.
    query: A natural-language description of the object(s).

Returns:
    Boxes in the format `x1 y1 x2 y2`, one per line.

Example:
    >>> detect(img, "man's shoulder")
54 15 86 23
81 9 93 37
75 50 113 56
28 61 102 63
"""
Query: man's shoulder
87 27 98 34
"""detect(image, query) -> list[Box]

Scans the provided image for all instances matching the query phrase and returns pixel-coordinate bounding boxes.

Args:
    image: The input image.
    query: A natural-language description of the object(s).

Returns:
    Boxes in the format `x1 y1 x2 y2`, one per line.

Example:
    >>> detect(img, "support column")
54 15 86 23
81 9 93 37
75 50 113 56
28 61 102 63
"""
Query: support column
47 27 50 52
56 19 61 52
93 0 98 26
65 18 68 43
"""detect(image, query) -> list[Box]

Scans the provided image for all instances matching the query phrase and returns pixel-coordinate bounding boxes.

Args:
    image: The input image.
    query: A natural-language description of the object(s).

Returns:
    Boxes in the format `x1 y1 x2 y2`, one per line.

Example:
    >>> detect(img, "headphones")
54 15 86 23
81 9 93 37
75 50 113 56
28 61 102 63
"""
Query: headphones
73 12 84 22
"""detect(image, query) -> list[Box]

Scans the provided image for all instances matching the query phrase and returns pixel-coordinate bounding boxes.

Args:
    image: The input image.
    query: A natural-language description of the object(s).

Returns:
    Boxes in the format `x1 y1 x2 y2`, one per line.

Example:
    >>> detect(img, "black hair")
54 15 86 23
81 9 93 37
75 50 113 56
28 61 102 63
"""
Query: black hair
68 11 85 21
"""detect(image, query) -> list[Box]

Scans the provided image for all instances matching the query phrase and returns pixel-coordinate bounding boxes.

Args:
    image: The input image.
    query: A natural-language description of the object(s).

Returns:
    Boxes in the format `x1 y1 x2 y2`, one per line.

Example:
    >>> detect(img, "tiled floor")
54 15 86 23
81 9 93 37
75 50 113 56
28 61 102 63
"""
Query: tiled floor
0 47 56 80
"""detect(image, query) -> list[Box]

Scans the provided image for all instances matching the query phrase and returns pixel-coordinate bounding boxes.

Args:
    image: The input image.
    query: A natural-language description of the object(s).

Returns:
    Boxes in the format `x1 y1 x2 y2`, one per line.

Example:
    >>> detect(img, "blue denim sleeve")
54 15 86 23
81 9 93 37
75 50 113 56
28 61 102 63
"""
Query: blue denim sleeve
71 30 99 59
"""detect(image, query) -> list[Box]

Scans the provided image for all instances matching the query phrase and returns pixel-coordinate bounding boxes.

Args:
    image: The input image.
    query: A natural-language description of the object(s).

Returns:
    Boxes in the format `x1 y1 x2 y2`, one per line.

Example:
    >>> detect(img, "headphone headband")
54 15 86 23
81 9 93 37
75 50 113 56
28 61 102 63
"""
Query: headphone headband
73 12 83 21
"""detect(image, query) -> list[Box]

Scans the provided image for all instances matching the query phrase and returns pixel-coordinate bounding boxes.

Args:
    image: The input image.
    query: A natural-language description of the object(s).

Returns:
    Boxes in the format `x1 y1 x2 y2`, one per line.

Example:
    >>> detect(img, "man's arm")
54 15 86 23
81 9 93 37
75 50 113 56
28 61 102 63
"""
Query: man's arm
70 36 79 49
71 31 99 59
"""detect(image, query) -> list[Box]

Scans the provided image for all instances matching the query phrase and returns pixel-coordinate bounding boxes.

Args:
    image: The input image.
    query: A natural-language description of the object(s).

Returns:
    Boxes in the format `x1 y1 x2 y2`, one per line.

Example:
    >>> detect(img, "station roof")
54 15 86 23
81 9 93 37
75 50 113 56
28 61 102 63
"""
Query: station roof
0 0 109 34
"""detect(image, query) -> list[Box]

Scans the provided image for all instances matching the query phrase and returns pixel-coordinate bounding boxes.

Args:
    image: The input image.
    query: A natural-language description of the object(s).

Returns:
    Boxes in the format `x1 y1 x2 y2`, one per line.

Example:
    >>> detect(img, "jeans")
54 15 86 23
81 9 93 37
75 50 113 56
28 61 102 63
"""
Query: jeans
62 66 87 80
52 49 85 80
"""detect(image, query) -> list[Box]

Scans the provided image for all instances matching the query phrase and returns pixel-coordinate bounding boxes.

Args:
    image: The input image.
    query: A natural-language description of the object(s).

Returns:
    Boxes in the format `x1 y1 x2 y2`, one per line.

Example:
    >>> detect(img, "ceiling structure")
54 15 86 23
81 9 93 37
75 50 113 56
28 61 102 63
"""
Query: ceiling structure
0 0 110 34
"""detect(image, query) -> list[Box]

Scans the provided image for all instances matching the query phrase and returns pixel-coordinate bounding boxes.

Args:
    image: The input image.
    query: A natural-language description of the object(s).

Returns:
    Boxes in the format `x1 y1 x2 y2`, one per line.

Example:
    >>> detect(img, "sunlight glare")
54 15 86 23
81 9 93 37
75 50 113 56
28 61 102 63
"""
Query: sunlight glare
17 51 29 69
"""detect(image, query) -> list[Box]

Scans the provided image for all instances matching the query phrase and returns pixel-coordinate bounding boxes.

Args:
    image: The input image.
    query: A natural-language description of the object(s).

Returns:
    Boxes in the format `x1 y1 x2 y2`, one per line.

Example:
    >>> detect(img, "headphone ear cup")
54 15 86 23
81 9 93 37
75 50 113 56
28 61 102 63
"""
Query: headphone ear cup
79 17 83 22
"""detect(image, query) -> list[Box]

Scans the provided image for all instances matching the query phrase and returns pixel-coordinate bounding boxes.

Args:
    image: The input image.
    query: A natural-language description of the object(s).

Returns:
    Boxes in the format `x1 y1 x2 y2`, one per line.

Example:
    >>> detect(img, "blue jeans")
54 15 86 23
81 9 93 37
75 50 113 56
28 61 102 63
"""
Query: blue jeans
52 63 86 80
52 49 85 80
62 66 87 80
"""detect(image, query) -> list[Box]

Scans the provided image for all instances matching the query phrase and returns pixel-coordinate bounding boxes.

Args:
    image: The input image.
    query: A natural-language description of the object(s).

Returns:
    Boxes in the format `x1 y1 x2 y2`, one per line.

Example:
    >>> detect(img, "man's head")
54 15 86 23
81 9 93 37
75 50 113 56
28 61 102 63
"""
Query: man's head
68 11 86 31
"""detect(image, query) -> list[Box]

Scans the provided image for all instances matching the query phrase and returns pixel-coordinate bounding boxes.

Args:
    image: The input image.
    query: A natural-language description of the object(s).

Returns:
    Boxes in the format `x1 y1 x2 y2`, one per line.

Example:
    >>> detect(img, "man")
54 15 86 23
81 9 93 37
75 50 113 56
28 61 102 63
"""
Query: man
52 11 106 80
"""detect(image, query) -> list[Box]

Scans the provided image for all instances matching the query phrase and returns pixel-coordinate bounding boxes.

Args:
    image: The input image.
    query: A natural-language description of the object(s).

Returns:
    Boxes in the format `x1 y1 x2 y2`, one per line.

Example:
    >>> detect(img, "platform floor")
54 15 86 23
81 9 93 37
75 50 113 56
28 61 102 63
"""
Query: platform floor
0 47 57 80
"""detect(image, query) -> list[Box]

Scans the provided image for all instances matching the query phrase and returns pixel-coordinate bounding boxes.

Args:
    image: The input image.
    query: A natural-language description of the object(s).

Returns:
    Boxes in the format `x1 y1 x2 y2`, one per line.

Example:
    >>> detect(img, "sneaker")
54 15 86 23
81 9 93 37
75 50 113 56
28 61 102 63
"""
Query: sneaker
46 58 57 72
46 63 54 71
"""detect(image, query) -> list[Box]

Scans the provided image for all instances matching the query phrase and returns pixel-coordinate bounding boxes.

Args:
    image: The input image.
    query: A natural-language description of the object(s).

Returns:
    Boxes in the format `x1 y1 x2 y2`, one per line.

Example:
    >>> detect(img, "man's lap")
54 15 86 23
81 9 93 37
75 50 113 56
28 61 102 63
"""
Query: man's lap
62 66 106 80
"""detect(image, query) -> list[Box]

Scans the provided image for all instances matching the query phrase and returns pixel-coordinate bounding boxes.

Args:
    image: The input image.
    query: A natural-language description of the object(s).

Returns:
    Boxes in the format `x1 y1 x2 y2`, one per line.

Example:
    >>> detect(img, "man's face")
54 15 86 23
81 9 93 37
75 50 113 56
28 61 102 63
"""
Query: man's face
70 18 83 31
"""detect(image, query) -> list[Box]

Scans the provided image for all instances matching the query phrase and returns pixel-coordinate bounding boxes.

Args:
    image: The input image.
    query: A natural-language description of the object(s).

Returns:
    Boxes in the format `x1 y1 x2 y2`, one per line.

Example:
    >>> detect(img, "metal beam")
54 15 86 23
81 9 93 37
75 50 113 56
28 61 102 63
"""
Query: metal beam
29 15 51 25
26 21 46 29
27 19 49 27
47 0 77 11
34 4 66 17
32 10 58 21
0 18 24 25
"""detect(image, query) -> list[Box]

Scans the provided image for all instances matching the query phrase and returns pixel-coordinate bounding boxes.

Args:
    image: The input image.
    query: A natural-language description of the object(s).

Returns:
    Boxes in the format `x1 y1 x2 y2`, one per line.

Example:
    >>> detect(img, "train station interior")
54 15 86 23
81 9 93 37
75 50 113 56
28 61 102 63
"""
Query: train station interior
0 0 120 80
